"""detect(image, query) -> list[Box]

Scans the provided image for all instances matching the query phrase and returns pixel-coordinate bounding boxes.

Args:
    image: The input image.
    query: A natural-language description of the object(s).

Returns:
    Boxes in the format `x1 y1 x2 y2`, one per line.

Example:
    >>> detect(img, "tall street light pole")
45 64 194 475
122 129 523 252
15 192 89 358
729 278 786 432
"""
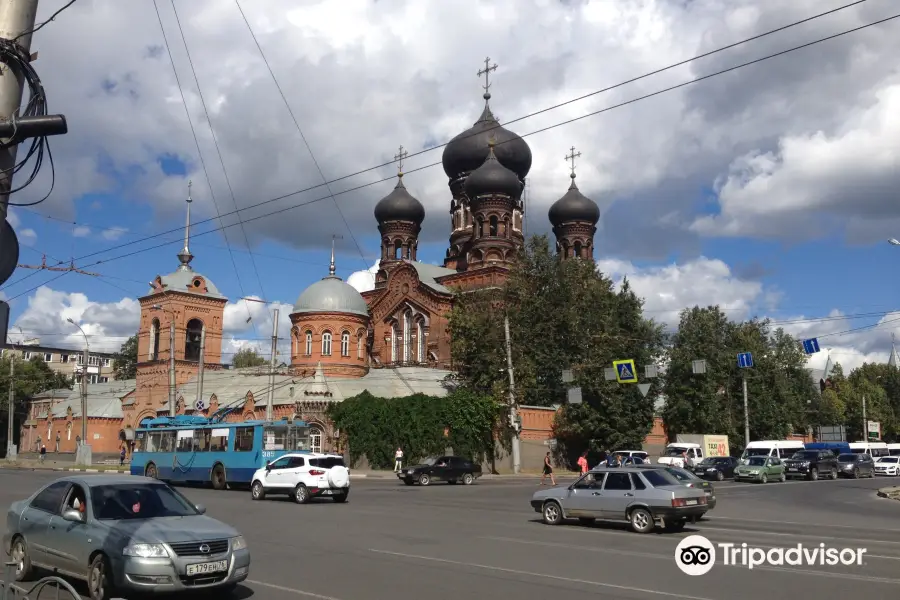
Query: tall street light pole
66 318 91 466
153 304 177 417
5 353 15 461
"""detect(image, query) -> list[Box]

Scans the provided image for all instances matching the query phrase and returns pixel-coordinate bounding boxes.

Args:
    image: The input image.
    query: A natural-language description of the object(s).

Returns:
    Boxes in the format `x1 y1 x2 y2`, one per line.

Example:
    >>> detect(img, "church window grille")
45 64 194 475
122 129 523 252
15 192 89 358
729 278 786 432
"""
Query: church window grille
357 333 363 359
341 331 350 357
391 324 399 363
417 321 425 363
489 216 498 236
322 331 333 356
305 331 312 355
185 319 203 361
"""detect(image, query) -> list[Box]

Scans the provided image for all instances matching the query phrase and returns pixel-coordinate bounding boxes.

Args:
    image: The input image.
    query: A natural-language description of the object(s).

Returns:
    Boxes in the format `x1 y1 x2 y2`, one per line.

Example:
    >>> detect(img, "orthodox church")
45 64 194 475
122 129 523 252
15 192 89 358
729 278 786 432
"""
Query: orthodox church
21 65 601 456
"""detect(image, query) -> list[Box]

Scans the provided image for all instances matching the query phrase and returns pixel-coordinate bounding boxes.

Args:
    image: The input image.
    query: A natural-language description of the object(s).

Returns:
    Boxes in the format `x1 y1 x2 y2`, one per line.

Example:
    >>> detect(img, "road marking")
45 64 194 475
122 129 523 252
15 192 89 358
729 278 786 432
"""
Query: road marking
369 548 719 600
247 579 342 599
696 525 900 546
708 515 900 533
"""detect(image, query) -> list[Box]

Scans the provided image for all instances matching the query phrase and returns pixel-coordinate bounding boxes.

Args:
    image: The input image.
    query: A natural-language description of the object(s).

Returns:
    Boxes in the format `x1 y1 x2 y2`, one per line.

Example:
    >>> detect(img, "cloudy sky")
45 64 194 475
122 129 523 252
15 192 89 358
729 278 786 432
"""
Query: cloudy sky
2 0 899 375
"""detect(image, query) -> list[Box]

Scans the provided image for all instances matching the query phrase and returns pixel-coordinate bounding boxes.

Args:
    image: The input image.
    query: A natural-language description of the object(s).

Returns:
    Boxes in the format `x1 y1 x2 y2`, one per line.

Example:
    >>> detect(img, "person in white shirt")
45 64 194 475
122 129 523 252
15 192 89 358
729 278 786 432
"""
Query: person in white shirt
394 447 404 472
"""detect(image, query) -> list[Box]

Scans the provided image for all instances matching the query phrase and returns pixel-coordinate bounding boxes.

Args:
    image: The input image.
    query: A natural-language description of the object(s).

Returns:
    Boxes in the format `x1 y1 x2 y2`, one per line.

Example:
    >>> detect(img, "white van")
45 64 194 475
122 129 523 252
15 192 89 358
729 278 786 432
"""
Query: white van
887 443 900 457
849 441 889 458
657 443 703 468
740 440 805 462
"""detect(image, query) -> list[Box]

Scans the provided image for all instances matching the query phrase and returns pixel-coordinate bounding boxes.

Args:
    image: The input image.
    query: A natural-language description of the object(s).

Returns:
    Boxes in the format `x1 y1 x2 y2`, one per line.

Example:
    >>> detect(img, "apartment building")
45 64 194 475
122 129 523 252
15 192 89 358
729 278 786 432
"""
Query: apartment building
1 342 117 384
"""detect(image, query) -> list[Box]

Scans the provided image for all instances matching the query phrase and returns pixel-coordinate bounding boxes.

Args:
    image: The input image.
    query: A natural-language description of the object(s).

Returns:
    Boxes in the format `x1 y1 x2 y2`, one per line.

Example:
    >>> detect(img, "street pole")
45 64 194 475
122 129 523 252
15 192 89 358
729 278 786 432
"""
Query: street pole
168 319 176 417
6 356 15 460
862 394 867 442
195 325 205 411
742 373 750 446
80 346 88 443
503 316 521 474
0 0 39 226
265 308 279 422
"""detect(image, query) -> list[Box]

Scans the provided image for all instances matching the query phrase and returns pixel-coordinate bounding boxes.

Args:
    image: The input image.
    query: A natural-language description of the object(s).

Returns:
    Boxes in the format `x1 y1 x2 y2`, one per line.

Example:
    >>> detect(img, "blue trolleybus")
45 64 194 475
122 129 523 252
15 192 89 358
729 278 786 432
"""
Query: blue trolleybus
130 413 312 489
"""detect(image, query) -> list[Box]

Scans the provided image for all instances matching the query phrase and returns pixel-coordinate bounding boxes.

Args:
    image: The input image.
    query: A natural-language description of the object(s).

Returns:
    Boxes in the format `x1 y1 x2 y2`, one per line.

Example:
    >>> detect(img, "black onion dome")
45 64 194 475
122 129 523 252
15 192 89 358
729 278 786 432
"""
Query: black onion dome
465 143 523 199
374 175 425 225
442 102 532 180
548 176 600 226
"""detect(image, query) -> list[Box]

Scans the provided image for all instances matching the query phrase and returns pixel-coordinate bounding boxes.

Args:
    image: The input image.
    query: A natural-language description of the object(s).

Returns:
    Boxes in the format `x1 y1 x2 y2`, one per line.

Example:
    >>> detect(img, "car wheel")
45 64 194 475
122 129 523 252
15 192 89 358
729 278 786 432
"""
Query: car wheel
332 490 349 503
630 507 655 534
88 554 116 600
462 473 475 485
715 470 724 482
251 481 266 501
810 468 818 481
403 479 414 486
418 474 431 486
853 468 860 479
10 536 32 582
760 473 768 484
293 484 310 504
211 464 227 490
830 468 838 480
779 473 786 483
542 501 563 525
145 463 158 479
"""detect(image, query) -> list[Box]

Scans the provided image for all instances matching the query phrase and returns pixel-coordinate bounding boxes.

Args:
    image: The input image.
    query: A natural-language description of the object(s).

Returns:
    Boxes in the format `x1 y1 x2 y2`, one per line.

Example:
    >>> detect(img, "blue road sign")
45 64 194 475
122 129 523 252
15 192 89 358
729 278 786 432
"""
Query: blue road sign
613 359 638 384
737 352 754 368
802 338 821 355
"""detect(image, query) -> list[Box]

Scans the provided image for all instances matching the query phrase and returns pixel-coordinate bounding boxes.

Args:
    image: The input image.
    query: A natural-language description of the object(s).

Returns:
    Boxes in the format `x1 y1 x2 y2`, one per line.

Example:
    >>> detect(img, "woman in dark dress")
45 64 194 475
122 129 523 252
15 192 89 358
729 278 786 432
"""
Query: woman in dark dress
540 452 556 486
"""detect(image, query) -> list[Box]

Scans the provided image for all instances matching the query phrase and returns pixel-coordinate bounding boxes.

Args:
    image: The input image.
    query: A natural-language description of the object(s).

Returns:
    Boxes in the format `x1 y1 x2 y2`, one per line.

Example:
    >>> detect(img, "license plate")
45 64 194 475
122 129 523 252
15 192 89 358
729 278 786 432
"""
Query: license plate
787 467 797 471
186 560 228 576
321 489 333 495
685 499 698 506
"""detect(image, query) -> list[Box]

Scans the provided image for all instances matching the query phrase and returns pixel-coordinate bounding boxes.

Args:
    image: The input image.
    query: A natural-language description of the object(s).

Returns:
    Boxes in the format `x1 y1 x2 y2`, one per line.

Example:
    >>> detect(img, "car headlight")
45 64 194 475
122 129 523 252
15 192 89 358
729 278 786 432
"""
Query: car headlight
231 536 248 551
123 543 169 558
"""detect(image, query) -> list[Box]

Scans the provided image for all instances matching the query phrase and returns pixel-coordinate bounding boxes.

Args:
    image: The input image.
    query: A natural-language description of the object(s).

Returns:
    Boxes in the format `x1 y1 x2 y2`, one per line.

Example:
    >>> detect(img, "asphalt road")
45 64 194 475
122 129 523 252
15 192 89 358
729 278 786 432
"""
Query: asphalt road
1 470 899 600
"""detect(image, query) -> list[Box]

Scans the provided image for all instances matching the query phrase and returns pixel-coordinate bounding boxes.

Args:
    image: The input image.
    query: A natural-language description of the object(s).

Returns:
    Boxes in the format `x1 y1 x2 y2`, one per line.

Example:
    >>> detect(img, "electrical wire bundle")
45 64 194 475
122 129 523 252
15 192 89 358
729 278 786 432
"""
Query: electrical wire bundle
0 34 56 206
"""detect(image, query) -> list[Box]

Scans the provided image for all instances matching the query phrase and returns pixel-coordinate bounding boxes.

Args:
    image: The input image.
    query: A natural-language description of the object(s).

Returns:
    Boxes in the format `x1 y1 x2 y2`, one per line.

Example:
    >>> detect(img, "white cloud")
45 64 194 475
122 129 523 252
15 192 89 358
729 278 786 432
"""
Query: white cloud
346 259 379 293
18 229 37 246
72 226 91 238
101 227 128 241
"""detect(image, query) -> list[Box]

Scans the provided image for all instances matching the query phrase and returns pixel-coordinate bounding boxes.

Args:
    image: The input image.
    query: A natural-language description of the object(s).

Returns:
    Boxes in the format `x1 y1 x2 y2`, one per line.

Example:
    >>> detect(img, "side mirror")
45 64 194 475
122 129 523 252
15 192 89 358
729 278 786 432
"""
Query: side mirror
62 509 84 523
265 464 271 472
194 503 207 515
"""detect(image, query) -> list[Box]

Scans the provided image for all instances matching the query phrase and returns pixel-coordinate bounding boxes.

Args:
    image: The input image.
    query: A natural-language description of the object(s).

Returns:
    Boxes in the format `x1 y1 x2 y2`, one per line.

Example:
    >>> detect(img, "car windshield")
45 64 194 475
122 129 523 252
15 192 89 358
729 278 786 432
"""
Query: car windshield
422 457 439 466
744 448 771 457
666 467 701 481
792 451 818 460
641 469 681 487
90 483 199 520
309 456 345 468
746 457 767 466
879 457 899 463
837 454 857 462
663 447 690 457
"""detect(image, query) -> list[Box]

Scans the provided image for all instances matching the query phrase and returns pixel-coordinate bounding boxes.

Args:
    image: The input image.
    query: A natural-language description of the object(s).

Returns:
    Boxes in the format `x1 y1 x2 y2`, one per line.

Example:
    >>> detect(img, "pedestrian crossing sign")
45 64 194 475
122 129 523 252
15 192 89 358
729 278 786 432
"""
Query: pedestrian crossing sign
613 359 638 384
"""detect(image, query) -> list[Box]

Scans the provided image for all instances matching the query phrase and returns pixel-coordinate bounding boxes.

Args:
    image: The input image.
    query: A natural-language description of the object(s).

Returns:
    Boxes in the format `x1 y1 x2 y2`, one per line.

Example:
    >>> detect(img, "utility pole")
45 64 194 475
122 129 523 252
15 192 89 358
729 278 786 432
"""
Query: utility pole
195 325 205 411
6 356 15 461
742 373 750 446
80 345 88 444
168 318 176 417
0 0 39 226
862 394 867 442
265 309 279 422
503 316 521 474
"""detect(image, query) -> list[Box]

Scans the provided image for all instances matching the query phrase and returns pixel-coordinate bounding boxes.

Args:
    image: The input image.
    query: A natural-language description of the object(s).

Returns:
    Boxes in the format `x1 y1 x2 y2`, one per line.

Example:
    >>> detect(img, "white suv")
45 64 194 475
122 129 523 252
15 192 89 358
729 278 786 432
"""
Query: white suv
250 452 351 504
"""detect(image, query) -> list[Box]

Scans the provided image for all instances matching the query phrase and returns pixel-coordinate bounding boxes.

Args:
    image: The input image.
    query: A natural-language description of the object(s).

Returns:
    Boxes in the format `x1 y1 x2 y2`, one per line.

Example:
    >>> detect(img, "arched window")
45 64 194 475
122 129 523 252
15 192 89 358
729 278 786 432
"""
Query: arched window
150 318 160 360
357 333 364 359
477 218 484 237
305 331 312 355
340 331 350 357
403 312 412 363
321 331 332 356
66 422 72 441
574 241 583 258
394 240 402 259
185 319 203 361
417 320 425 363
309 426 323 453
391 323 399 363
489 216 498 236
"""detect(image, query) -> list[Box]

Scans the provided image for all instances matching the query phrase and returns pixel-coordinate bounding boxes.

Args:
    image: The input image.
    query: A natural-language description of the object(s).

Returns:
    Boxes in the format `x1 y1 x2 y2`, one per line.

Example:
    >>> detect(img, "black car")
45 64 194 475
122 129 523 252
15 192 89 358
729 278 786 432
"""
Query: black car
692 456 739 481
782 449 838 480
398 456 483 486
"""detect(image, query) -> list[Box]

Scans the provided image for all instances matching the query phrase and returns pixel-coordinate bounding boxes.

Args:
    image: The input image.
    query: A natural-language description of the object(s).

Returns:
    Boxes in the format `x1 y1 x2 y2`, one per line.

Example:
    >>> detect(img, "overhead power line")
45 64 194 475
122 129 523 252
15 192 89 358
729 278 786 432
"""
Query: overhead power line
55 0 876 265
31 10 896 281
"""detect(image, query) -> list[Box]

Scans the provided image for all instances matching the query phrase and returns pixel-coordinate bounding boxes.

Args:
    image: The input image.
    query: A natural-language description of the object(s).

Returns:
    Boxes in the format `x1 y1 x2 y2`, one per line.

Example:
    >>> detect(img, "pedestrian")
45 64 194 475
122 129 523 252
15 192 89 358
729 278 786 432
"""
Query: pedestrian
540 452 556 486
394 447 404 472
606 450 620 468
55 432 60 453
577 450 589 474
120 445 127 466
39 444 46 463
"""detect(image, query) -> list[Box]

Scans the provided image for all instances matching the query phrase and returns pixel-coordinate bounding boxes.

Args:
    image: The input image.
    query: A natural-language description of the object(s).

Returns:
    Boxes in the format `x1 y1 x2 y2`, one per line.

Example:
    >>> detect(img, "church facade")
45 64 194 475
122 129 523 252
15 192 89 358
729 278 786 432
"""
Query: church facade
20 65 602 459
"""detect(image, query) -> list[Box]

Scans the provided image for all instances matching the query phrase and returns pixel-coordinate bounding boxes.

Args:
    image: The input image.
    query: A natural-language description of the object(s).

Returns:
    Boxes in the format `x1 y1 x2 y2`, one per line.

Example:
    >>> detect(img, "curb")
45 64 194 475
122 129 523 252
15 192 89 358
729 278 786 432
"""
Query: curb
876 486 900 500
0 465 128 474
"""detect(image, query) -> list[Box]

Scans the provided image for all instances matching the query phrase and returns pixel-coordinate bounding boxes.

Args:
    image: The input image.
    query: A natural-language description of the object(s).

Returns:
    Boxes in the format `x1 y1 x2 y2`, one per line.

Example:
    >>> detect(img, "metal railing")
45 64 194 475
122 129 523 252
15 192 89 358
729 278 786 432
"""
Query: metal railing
1 561 81 600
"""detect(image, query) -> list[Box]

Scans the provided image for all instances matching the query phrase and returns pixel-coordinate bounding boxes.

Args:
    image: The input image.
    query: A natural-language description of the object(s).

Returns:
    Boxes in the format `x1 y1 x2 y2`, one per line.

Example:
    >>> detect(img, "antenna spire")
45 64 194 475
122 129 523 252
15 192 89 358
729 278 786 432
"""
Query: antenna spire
329 234 343 277
477 56 498 105
177 180 194 271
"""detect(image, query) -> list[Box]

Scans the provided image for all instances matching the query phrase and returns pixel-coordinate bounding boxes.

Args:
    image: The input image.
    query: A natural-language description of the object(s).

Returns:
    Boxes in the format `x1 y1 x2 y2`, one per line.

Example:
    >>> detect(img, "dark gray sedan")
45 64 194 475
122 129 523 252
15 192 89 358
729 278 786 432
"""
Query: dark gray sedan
3 475 250 600
836 453 876 478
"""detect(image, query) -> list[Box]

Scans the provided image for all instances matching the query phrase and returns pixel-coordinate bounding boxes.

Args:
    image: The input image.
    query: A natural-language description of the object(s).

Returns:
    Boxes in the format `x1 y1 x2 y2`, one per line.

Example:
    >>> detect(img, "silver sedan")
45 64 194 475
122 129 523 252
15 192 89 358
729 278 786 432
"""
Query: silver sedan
3 474 250 600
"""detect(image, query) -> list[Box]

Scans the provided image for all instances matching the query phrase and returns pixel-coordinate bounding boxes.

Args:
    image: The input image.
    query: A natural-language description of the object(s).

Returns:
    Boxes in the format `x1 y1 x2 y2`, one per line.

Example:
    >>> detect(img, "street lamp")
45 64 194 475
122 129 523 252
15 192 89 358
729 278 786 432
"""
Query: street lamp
66 318 91 466
889 239 900 246
152 304 177 417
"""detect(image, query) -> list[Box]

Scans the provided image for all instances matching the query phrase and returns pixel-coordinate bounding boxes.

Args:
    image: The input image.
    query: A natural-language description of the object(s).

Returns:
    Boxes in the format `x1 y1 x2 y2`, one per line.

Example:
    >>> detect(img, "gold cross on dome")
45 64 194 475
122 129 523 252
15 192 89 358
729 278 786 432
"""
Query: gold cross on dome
477 57 498 93
394 145 408 175
565 146 582 177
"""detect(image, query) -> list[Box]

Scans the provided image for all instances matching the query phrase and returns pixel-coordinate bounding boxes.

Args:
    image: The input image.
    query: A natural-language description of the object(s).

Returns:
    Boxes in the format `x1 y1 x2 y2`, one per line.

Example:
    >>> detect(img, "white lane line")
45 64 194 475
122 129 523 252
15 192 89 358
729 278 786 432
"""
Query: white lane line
247 579 342 599
369 548 720 600
708 515 900 533
697 525 900 546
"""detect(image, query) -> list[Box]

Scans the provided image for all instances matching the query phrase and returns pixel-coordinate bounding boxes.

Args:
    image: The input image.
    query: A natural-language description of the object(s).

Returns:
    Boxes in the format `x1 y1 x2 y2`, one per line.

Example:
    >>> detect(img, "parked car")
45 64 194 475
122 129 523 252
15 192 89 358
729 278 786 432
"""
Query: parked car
874 456 900 476
691 457 739 481
530 467 708 534
782 449 838 481
837 453 876 478
3 475 249 600
613 450 649 465
398 456 482 486
638 465 716 510
250 452 350 504
733 456 786 483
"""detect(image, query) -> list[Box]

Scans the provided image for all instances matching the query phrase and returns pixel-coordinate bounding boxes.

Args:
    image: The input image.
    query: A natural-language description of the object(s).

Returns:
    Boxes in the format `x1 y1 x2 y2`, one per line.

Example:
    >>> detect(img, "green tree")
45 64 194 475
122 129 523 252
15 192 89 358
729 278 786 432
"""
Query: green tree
816 388 846 425
232 347 267 368
1 355 72 444
846 362 900 441
112 335 138 380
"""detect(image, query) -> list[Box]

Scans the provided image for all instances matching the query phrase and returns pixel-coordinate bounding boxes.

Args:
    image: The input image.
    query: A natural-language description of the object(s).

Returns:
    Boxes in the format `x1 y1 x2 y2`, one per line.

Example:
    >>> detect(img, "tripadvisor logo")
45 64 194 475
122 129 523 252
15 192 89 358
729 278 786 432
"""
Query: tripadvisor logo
675 535 867 576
